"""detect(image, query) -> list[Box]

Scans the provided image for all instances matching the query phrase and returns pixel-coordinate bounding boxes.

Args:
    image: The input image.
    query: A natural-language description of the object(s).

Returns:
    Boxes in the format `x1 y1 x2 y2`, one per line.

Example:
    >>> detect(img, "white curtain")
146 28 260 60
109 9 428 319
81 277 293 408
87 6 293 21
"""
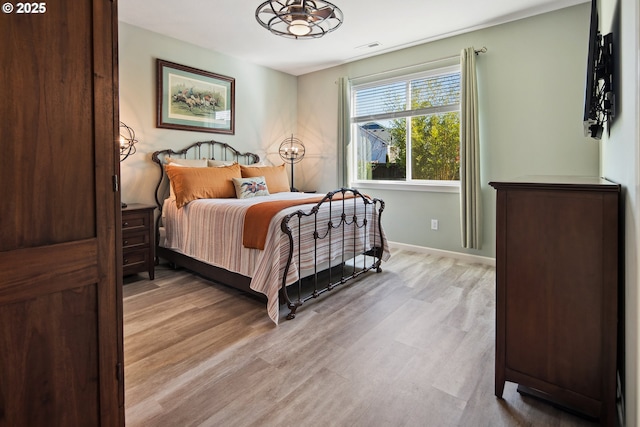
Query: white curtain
337 77 351 188
460 47 482 249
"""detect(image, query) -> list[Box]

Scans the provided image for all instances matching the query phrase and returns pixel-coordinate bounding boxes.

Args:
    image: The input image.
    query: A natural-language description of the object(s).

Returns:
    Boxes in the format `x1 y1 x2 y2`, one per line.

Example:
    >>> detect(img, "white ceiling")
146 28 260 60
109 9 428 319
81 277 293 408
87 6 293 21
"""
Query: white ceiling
118 0 587 76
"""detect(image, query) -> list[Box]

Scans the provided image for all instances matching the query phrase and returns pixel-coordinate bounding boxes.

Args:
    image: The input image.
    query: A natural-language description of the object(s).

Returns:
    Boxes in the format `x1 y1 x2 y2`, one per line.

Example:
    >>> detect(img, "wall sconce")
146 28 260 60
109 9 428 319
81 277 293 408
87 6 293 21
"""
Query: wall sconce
119 121 137 162
119 121 138 208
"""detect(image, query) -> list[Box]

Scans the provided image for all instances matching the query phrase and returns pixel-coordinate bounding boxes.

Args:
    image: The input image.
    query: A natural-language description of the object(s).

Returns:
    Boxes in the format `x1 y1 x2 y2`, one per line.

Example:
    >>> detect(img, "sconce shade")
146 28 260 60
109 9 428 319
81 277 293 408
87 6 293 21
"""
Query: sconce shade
119 121 137 162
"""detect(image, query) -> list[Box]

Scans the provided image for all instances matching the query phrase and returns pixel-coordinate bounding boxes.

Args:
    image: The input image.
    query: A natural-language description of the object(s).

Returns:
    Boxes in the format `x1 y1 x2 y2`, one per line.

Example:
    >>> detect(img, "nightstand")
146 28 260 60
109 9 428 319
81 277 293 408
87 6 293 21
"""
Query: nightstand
121 203 155 280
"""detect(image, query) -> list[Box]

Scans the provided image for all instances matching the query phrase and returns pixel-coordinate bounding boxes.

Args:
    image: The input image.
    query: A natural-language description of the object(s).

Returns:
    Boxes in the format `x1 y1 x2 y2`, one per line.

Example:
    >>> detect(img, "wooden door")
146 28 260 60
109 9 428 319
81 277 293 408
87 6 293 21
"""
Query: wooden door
0 0 123 425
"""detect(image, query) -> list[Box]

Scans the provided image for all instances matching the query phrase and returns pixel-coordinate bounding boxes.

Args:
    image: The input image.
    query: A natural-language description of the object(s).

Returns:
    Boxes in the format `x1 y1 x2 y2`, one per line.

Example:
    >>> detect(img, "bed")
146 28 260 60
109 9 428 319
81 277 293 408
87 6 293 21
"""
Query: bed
151 140 389 323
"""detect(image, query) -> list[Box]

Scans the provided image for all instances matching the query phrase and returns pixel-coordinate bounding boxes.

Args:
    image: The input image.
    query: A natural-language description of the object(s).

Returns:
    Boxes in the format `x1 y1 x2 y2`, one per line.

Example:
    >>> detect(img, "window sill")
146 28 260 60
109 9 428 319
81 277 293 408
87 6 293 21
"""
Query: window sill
351 180 460 193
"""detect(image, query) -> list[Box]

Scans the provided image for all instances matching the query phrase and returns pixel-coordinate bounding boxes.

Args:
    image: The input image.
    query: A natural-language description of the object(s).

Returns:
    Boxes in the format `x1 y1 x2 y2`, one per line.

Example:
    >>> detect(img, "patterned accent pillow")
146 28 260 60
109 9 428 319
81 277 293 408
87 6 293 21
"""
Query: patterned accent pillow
233 176 270 199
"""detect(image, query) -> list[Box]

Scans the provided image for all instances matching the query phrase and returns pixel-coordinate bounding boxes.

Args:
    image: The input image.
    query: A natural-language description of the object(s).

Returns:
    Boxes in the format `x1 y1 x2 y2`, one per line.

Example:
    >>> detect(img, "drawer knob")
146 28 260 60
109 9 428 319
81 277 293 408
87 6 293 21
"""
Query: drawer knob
124 240 128 245
123 222 129 227
123 258 128 264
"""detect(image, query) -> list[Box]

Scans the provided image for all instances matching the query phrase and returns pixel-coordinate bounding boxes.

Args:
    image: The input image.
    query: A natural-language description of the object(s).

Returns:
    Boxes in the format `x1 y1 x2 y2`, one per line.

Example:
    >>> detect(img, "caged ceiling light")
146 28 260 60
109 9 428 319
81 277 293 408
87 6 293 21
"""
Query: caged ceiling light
255 0 343 39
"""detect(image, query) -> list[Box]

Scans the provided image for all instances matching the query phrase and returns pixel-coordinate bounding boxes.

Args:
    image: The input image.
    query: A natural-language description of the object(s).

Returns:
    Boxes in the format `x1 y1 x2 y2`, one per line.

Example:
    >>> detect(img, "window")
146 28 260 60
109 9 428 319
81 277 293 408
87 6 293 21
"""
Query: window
350 65 461 189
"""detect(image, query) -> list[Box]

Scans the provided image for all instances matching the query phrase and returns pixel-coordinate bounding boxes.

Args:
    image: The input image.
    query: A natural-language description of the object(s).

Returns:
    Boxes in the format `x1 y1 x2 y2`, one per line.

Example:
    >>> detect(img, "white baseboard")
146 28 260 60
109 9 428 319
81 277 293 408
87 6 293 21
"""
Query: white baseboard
388 241 496 267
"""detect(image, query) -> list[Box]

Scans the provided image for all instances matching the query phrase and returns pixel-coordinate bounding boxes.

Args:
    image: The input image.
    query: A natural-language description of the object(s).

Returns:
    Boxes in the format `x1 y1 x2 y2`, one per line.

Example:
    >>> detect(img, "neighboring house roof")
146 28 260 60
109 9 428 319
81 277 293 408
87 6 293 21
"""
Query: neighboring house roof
358 123 389 163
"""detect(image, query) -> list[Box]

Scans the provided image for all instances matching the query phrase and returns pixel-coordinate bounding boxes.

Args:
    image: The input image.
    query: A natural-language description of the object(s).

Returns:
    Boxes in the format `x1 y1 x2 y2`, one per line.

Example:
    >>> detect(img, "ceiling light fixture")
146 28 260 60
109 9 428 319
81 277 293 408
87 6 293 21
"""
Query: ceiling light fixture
255 0 343 39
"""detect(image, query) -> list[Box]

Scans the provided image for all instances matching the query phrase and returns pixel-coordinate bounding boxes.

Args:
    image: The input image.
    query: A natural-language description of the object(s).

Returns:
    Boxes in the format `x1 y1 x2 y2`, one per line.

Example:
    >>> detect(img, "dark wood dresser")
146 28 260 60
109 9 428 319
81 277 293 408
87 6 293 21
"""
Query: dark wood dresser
121 203 155 280
489 176 619 426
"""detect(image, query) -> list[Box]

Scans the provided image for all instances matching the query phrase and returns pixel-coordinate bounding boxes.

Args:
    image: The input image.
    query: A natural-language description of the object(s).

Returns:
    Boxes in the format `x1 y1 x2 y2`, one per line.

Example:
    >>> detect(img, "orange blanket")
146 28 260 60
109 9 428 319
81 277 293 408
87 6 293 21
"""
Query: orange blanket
243 194 352 250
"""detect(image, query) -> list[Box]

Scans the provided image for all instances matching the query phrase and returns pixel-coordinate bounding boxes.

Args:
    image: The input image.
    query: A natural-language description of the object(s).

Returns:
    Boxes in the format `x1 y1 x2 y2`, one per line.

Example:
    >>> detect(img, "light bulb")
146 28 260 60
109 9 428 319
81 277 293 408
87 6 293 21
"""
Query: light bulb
289 20 311 36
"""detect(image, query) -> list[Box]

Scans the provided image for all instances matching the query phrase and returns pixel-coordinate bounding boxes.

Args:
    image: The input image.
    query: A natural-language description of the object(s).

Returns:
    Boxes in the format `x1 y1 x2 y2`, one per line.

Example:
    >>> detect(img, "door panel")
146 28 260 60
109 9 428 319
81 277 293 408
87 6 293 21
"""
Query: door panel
0 240 98 304
0 2 95 250
0 0 122 425
0 285 99 426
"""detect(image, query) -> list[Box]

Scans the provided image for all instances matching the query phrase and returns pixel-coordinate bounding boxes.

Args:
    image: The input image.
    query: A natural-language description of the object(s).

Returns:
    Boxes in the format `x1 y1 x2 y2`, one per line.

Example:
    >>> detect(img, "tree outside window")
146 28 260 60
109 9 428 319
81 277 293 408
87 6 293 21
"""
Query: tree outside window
352 66 461 183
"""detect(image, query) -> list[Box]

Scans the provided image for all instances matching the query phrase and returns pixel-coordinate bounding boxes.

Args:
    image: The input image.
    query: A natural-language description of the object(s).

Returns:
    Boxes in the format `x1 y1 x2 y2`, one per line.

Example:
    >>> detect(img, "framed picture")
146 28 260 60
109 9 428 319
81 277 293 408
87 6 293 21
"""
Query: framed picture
156 59 235 134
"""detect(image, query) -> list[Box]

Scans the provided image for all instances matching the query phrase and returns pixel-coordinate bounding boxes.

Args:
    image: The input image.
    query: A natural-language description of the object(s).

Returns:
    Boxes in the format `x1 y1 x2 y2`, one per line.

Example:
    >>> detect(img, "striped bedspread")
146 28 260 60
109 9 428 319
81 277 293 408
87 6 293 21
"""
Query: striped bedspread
161 192 390 324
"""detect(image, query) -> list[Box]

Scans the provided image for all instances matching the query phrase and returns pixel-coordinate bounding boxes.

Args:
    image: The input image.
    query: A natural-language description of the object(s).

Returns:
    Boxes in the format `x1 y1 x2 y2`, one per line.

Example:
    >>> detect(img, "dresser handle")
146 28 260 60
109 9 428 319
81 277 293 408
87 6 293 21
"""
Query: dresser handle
123 222 129 227
123 240 128 245
123 258 128 264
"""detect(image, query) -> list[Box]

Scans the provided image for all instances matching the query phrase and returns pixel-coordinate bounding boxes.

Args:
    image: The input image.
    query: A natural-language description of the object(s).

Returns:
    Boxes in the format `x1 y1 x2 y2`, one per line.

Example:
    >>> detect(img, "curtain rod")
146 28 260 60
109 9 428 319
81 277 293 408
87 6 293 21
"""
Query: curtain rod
349 46 487 83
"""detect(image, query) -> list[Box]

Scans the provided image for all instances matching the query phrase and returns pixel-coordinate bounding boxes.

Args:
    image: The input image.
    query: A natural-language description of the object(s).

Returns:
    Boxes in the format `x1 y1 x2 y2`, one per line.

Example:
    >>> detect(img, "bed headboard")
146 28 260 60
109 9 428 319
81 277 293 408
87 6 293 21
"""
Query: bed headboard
151 139 261 211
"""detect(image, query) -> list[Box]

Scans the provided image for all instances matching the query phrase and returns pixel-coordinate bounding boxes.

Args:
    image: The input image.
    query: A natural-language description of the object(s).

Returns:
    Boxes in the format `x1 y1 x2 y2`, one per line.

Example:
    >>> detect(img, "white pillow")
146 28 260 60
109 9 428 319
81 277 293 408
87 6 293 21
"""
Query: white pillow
207 159 237 167
166 157 208 167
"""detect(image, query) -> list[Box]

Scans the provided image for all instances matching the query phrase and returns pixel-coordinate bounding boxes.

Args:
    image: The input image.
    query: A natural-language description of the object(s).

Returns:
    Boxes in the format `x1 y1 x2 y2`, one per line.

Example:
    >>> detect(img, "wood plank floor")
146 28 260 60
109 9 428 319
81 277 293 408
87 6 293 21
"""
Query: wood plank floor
123 249 598 427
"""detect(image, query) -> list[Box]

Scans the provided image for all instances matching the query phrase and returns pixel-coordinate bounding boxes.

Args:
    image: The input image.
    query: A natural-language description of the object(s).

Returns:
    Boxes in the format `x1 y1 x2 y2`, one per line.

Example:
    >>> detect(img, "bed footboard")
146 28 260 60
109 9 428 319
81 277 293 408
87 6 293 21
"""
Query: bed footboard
280 188 386 319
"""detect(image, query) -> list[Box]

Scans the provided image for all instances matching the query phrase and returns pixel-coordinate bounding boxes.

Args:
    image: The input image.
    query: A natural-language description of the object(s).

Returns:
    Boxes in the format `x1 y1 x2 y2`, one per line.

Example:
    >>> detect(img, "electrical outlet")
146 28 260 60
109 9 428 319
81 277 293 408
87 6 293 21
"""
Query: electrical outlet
431 219 438 230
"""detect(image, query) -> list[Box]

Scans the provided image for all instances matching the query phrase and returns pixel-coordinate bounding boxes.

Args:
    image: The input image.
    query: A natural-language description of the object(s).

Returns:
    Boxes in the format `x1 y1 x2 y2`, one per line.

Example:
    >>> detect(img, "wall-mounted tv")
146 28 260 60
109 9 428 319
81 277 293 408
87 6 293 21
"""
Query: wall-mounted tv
583 0 614 140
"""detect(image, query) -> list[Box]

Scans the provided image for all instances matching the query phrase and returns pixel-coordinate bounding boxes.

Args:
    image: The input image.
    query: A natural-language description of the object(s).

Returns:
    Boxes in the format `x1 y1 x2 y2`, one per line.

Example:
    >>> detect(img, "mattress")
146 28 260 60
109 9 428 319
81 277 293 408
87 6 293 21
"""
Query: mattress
161 192 389 323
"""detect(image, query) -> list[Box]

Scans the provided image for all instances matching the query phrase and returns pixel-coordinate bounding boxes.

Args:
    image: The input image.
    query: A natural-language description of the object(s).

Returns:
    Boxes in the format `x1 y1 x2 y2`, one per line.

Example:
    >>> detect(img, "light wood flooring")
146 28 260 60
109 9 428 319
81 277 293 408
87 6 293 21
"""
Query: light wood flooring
123 249 598 427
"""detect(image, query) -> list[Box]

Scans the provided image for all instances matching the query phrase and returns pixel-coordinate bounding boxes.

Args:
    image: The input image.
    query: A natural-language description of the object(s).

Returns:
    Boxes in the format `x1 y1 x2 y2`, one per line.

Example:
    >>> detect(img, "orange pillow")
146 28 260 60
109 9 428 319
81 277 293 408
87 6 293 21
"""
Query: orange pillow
240 164 290 193
165 163 241 208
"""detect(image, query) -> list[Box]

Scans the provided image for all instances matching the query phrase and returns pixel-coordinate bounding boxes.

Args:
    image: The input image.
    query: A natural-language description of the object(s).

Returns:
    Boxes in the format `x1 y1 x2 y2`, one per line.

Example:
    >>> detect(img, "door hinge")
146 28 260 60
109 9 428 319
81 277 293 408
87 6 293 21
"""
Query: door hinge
113 175 119 192
116 362 123 381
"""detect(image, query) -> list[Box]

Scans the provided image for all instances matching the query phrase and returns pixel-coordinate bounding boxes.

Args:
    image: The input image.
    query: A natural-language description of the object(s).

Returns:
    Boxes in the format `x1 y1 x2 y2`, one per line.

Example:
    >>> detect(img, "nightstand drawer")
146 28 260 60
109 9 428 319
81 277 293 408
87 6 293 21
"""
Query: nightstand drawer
122 231 150 250
122 248 150 276
122 211 151 232
121 203 155 280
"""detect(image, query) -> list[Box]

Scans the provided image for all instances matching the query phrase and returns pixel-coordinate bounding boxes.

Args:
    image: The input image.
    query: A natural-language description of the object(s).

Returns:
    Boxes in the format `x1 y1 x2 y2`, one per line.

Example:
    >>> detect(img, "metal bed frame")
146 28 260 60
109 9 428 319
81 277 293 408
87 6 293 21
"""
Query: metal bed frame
151 140 386 320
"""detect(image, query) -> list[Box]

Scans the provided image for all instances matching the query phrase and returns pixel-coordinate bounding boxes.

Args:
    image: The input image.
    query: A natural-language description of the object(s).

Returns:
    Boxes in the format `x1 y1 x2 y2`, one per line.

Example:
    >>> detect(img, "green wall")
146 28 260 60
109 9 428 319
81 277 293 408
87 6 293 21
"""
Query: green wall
296 4 598 260
600 0 640 424
118 22 298 206
119 3 640 422
119 6 598 260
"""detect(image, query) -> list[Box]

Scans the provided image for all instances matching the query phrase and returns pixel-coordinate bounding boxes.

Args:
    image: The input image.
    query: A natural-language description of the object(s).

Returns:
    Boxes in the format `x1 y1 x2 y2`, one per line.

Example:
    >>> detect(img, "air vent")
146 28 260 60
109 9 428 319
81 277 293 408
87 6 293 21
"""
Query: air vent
355 41 381 50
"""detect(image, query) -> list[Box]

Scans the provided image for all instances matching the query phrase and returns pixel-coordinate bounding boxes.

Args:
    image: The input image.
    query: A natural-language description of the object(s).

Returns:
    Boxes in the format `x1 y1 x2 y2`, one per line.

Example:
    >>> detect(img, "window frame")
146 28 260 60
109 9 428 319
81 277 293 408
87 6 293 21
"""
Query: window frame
349 64 462 193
